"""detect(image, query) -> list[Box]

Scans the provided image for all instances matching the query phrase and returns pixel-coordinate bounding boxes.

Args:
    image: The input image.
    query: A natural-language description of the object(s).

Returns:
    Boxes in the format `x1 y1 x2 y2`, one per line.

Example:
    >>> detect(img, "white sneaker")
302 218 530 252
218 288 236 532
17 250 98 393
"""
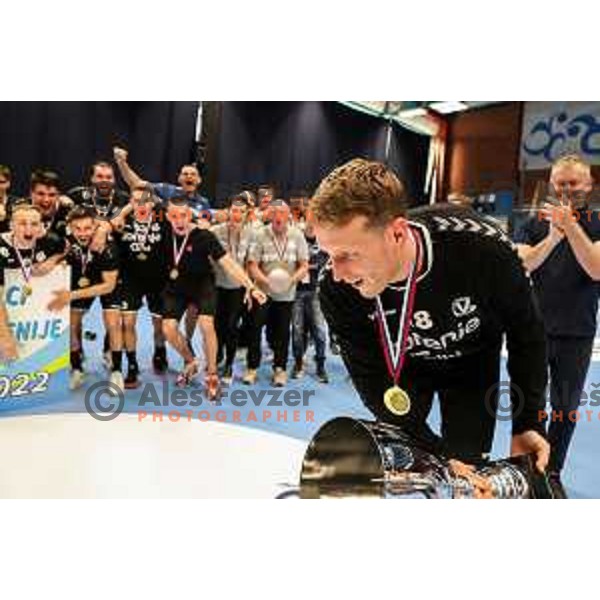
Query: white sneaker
109 371 124 395
103 351 113 371
242 369 257 385
221 365 234 385
70 369 85 390
272 367 287 387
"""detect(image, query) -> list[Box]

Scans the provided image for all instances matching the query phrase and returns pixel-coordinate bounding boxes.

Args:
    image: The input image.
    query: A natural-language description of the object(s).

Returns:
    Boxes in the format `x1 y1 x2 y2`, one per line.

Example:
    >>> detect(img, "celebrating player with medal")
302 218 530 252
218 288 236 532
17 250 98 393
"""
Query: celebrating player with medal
0 204 64 362
313 159 550 473
161 202 266 397
111 188 171 385
47 207 120 391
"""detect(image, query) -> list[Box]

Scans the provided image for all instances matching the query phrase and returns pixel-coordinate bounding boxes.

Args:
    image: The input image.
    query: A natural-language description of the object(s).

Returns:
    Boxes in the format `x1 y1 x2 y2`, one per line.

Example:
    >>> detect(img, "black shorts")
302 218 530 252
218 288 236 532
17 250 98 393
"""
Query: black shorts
71 293 123 312
102 284 126 311
161 278 217 320
120 277 166 316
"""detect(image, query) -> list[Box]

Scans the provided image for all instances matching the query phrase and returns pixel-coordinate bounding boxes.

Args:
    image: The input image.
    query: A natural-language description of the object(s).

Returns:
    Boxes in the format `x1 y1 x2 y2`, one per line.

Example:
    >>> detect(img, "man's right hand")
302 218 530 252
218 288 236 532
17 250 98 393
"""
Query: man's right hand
540 204 566 245
48 290 71 312
549 221 565 245
511 430 550 473
32 260 58 277
113 147 128 163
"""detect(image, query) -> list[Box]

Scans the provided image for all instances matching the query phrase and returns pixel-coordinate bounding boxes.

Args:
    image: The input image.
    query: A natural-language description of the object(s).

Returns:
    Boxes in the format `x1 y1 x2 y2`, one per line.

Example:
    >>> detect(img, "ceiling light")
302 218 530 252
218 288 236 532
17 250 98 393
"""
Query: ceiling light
429 101 469 114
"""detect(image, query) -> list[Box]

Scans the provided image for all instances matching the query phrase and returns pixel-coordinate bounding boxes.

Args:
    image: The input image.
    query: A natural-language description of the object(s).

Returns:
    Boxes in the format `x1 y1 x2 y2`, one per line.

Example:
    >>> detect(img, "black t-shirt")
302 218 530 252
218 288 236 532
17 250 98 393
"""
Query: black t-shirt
514 208 600 338
69 187 129 221
114 214 170 283
319 205 547 438
0 232 65 286
64 239 119 289
164 226 226 286
298 234 328 292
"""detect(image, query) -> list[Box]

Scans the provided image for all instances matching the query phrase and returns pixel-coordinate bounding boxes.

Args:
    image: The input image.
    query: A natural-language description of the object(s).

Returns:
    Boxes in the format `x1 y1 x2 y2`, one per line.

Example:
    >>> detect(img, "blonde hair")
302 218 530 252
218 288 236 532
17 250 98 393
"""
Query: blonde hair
11 203 42 220
551 153 592 178
310 158 408 227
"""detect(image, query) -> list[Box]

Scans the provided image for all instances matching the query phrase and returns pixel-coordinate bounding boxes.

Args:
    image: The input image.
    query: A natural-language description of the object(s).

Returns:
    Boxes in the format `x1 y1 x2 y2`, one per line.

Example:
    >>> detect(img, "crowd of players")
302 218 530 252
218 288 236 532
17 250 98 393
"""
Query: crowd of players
0 148 332 400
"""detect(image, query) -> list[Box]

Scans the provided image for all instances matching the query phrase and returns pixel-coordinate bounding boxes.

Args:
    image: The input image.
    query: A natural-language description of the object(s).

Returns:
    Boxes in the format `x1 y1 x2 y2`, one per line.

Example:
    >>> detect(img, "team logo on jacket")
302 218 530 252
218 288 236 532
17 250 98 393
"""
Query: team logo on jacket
451 296 477 318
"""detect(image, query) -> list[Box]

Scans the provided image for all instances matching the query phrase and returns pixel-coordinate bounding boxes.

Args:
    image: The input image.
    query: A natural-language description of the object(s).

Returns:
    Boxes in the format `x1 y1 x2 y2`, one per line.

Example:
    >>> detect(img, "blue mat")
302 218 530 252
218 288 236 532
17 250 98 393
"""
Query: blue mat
2 300 598 498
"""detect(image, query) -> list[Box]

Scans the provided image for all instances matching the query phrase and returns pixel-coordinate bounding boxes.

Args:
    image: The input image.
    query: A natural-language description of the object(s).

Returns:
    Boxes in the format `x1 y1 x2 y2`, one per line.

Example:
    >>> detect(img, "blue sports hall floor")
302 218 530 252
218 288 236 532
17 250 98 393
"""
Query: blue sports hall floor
2 300 599 499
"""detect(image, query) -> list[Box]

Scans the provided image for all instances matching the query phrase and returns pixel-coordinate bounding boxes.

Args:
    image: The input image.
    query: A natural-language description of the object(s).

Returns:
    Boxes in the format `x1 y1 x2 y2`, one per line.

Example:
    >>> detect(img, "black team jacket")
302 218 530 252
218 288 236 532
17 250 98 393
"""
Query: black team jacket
320 205 547 452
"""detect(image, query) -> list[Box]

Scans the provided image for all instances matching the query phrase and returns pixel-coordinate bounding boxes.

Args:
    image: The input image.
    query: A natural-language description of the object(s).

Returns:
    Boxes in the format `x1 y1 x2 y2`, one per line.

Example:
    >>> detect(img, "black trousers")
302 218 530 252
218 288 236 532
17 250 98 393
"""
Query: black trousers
215 287 245 367
247 300 294 370
237 307 253 350
547 336 594 473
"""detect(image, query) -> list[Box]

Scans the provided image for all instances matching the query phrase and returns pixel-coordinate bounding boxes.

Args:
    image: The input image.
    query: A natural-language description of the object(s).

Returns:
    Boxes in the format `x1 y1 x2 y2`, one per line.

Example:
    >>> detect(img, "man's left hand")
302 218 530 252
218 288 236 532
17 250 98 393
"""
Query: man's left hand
541 202 577 236
250 288 267 305
511 430 550 472
244 287 267 308
110 215 126 232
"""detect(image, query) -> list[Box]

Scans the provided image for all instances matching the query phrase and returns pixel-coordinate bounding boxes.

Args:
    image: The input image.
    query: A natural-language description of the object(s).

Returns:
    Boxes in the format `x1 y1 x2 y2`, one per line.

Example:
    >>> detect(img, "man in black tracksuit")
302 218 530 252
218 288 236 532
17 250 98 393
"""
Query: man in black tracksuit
312 159 549 471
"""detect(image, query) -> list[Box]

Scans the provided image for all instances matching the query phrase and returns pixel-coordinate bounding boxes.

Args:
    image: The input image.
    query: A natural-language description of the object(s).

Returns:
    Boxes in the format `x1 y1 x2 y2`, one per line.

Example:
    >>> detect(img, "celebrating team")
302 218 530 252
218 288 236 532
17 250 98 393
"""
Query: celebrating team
0 148 329 400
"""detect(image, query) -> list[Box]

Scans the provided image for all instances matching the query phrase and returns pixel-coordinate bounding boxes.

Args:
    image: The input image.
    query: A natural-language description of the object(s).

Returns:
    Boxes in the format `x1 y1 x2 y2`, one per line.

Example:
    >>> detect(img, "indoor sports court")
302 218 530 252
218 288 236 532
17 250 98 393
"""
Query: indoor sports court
1 101 600 499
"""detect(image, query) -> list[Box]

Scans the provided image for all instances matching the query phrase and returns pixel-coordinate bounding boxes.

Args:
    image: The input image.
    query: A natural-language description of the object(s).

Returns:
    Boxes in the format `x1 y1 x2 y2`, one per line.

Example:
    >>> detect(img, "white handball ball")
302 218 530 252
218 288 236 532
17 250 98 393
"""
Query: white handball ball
268 267 292 294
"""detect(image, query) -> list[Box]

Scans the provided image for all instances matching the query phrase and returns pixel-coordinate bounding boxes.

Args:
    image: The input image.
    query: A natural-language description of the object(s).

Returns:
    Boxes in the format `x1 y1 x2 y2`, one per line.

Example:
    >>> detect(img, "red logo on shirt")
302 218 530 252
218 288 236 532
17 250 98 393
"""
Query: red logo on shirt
186 246 192 252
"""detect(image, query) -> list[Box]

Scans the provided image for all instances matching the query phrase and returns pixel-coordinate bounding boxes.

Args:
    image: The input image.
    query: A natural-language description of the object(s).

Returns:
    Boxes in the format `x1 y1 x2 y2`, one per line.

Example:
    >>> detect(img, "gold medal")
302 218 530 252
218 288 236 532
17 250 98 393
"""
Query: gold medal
78 277 91 288
170 268 179 280
22 284 33 297
384 386 411 416
138 253 147 261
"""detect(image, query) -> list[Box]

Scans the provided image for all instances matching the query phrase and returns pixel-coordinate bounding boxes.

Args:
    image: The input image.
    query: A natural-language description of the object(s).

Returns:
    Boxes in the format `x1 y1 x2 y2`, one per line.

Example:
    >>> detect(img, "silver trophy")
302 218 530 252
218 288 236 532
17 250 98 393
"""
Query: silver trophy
299 417 553 499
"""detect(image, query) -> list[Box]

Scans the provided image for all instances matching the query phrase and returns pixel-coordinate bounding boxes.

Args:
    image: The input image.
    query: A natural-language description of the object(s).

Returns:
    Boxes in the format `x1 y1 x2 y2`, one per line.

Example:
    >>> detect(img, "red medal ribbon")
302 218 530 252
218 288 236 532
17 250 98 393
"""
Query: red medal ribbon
375 228 422 385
